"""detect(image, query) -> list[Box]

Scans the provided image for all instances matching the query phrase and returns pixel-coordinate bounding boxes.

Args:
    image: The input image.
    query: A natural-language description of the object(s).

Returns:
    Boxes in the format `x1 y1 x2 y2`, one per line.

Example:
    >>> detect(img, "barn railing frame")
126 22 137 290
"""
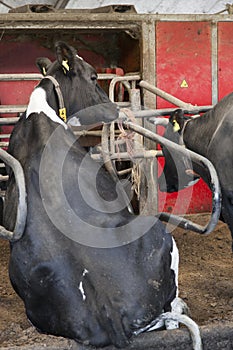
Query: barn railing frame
0 11 229 217
0 70 216 221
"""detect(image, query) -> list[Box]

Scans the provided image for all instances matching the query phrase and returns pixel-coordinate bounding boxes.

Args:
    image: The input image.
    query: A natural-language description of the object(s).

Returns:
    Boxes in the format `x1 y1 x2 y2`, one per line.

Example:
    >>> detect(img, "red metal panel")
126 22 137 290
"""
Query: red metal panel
0 38 107 107
0 37 108 135
156 22 212 213
218 22 233 100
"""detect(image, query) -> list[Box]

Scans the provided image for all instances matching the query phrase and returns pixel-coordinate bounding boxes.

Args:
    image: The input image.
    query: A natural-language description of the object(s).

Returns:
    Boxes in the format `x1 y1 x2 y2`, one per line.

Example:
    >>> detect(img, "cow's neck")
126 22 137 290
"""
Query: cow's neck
182 115 213 184
182 115 209 156
26 87 67 129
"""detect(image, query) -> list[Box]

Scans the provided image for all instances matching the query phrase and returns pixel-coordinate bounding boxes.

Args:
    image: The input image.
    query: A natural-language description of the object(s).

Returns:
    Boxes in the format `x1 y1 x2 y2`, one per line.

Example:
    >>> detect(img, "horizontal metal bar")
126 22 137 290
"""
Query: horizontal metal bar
0 175 8 181
122 119 221 235
0 134 10 138
120 106 213 119
0 106 26 114
97 73 122 80
109 75 141 102
0 142 9 147
0 117 19 124
91 149 161 161
0 73 123 82
0 73 42 81
1 13 233 27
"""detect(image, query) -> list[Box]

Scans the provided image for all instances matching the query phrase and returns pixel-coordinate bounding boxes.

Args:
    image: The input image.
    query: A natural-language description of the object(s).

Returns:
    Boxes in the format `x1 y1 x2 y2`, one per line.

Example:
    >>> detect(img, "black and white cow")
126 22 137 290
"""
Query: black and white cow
159 101 233 249
3 42 187 348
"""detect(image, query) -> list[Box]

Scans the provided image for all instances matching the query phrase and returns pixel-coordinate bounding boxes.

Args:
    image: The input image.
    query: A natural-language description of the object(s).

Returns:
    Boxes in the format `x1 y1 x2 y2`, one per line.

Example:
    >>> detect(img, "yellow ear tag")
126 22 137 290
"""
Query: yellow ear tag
173 120 180 132
59 108 67 122
62 60 70 71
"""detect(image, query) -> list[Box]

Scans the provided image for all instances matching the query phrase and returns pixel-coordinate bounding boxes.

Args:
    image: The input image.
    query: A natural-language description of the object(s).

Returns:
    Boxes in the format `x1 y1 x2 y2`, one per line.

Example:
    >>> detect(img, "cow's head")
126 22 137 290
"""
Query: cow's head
158 109 200 192
35 41 118 125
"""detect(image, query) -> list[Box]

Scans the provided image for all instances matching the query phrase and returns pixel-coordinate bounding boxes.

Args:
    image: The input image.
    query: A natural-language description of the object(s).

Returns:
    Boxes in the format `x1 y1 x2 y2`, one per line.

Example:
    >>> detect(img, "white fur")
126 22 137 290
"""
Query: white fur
147 237 180 331
135 238 203 349
170 237 179 296
78 269 88 301
26 87 67 129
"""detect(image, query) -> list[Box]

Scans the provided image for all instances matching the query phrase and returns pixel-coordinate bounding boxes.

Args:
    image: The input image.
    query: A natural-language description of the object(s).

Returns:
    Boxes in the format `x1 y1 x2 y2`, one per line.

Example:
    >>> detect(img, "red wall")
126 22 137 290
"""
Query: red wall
0 36 109 136
218 22 233 99
156 22 212 213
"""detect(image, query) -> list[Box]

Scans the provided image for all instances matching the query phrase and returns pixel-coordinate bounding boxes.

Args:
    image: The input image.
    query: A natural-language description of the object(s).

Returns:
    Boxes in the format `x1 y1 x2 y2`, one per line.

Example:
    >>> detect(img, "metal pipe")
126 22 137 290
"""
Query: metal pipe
139 80 197 110
0 106 25 114
101 123 133 213
0 73 42 81
101 123 119 182
0 73 120 81
91 149 161 161
0 134 10 138
119 106 213 119
109 75 141 102
0 142 9 147
122 119 221 235
0 149 27 241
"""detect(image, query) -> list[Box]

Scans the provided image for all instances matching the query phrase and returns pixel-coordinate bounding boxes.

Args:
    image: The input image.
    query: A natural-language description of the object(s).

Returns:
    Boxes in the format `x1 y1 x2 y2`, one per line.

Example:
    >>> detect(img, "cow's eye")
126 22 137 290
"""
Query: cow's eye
91 74 97 81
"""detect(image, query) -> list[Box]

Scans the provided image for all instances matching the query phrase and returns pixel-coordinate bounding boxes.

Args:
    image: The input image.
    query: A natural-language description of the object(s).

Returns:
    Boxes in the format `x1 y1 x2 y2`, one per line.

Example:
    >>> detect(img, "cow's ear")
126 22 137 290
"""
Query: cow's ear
55 41 76 73
170 109 184 132
36 57 52 76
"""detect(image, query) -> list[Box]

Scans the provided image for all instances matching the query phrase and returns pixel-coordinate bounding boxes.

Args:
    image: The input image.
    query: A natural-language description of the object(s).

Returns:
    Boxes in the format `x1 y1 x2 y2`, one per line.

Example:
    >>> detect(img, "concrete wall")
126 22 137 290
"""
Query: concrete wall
0 0 232 14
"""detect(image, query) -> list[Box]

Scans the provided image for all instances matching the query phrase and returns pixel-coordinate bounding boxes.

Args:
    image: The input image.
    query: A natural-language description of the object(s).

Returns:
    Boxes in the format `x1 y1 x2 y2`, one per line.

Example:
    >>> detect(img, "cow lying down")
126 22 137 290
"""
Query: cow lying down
3 42 201 349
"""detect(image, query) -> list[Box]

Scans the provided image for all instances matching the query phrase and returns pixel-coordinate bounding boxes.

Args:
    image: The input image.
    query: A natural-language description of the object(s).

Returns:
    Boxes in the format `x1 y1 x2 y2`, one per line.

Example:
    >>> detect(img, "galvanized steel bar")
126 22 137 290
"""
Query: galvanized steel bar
211 22 218 105
0 148 27 241
122 119 221 235
139 80 196 109
119 107 213 120
0 73 42 81
0 117 19 124
0 106 26 114
0 73 124 81
91 149 161 161
109 75 141 102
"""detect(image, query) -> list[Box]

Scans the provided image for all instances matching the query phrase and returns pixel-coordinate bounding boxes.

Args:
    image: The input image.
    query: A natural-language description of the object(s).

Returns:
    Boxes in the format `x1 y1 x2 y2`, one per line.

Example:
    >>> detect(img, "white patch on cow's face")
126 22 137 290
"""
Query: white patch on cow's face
78 268 89 301
170 237 179 296
26 87 67 129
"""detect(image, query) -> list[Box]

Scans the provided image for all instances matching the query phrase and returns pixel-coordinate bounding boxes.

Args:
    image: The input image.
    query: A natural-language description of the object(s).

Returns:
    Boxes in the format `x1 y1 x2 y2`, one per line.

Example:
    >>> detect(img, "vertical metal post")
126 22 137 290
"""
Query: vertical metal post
139 18 158 215
211 21 218 105
141 18 156 109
